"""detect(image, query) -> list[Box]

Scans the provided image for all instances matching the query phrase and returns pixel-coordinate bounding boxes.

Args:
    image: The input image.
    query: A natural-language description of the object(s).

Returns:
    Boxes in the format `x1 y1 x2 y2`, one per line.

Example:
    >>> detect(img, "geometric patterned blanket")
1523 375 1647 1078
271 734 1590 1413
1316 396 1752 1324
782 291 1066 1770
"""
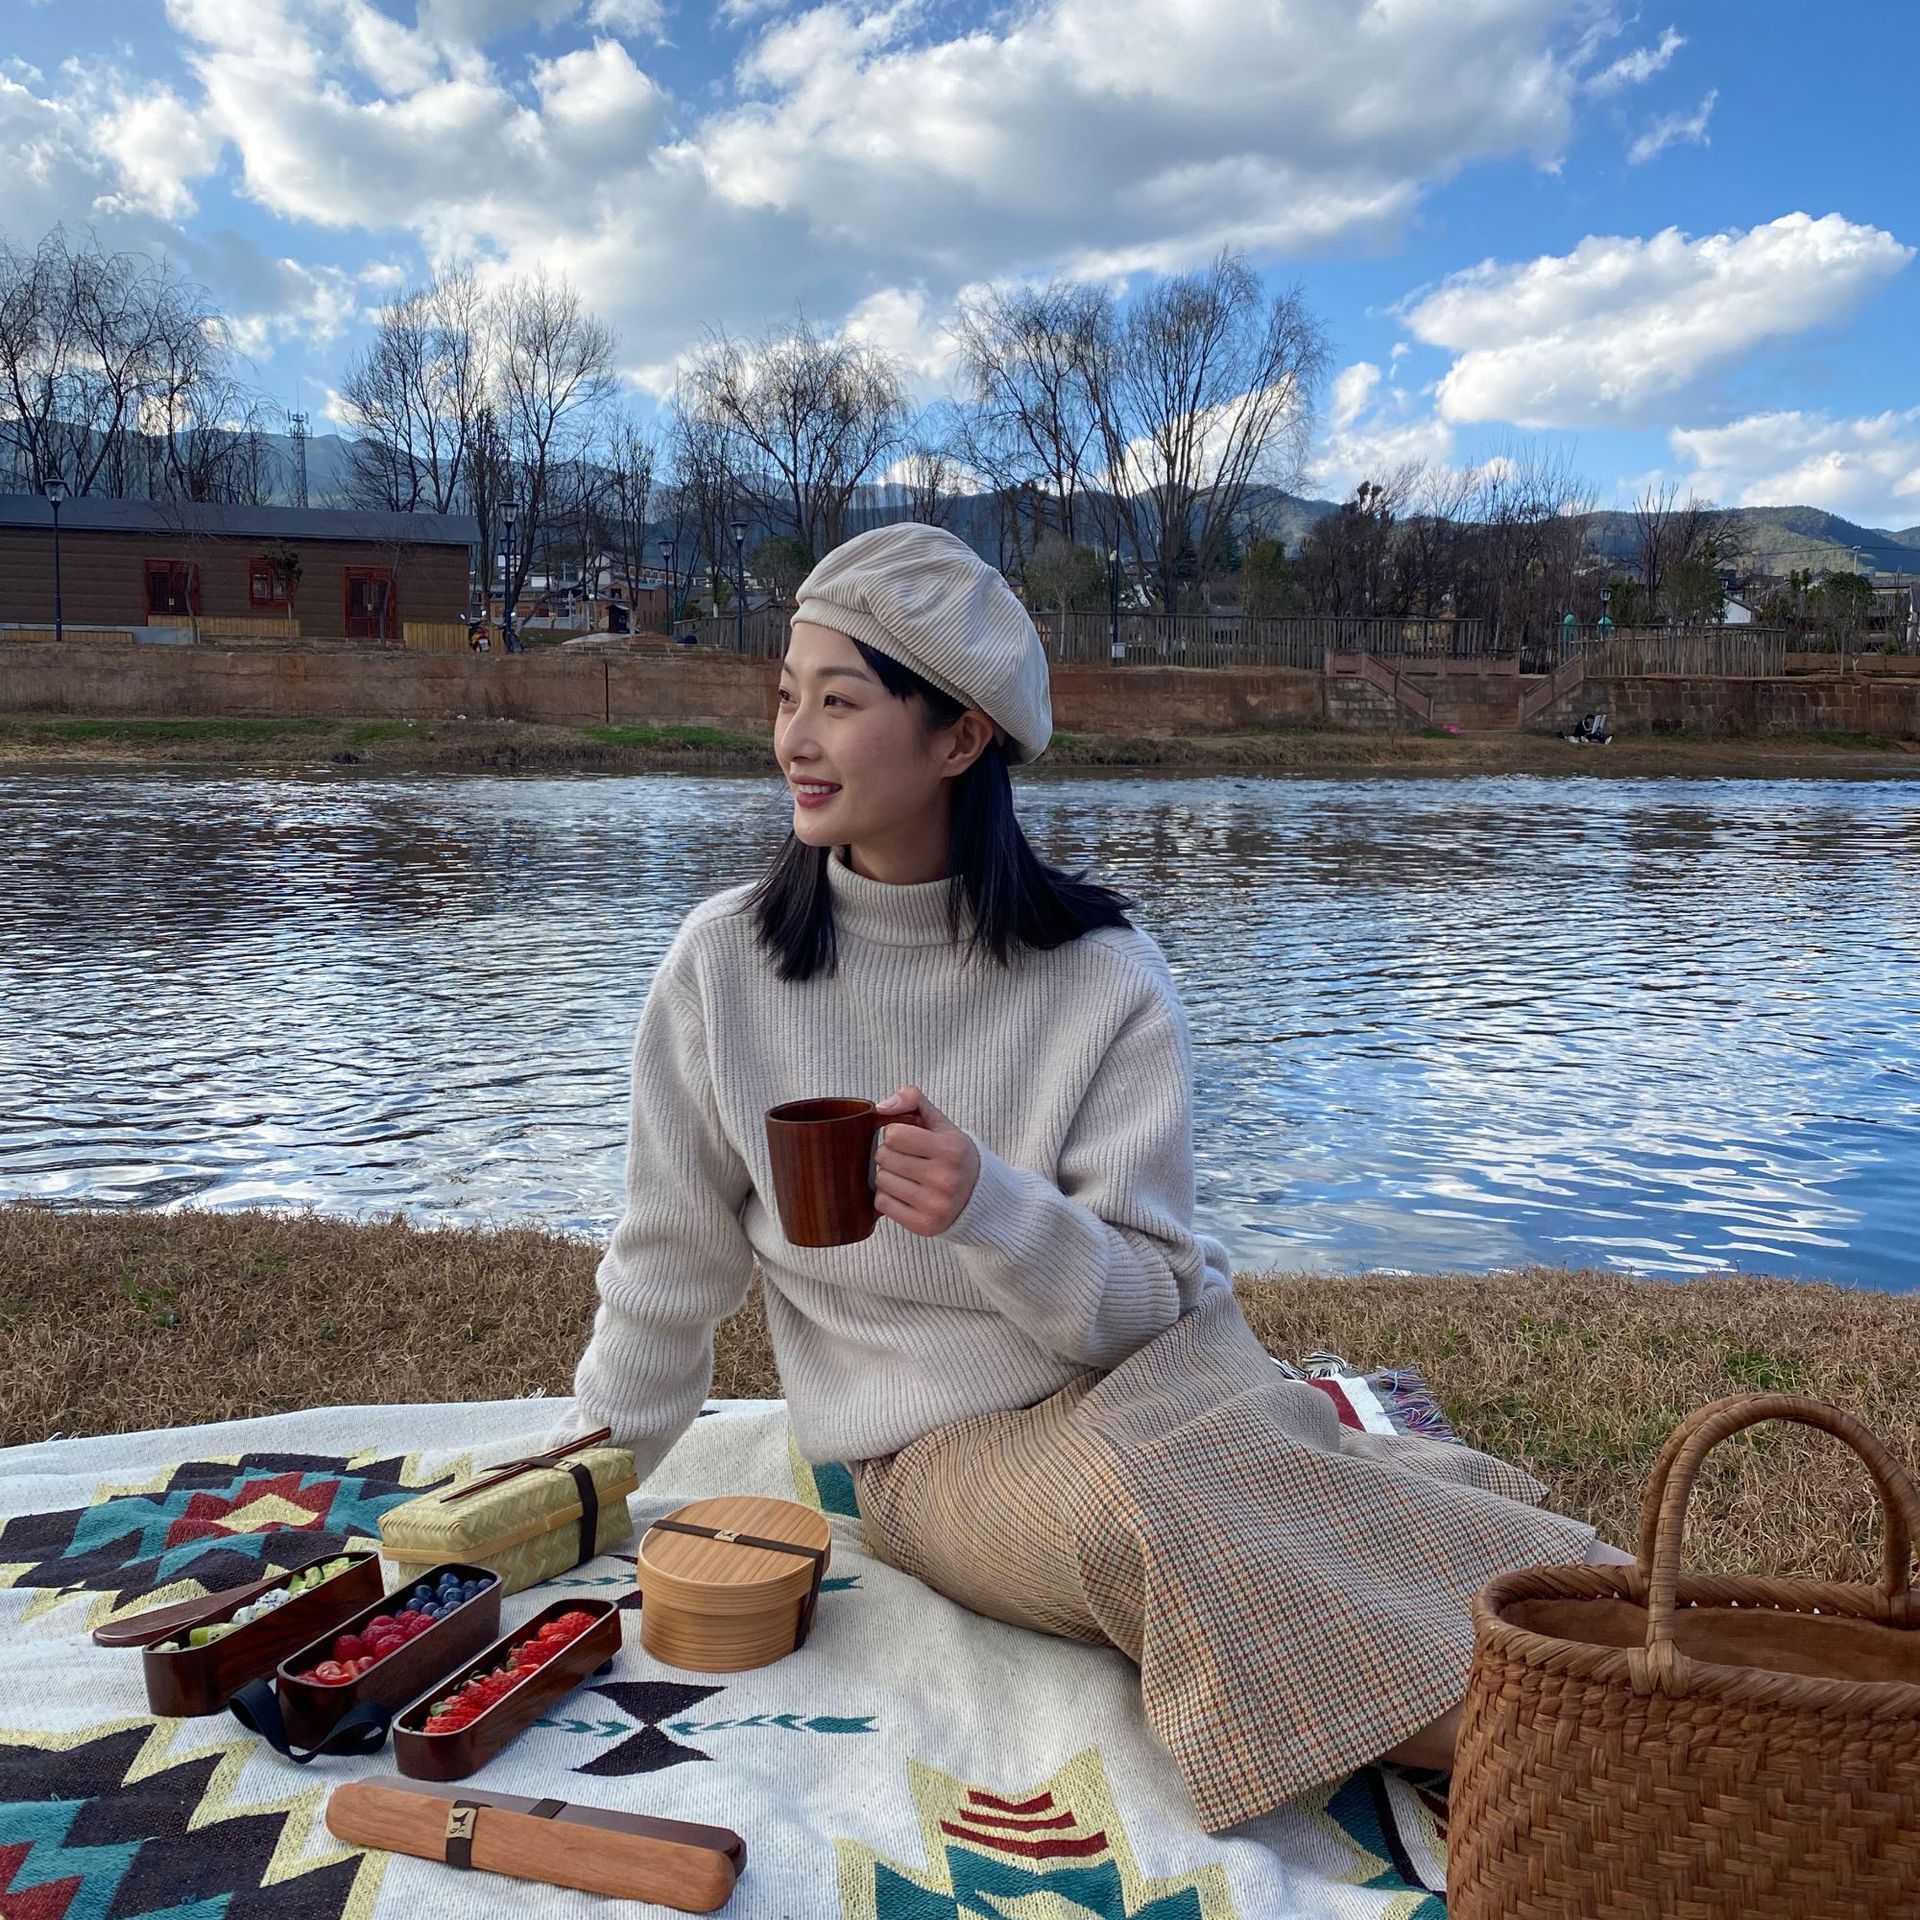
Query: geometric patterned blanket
0 1389 1450 1918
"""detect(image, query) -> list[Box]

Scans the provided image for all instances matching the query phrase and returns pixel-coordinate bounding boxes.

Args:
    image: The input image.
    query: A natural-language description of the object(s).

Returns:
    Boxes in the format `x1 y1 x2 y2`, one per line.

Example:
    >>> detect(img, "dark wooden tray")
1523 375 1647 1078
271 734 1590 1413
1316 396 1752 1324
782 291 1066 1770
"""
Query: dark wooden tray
391 1598 622 1781
273 1562 502 1749
132 1549 384 1717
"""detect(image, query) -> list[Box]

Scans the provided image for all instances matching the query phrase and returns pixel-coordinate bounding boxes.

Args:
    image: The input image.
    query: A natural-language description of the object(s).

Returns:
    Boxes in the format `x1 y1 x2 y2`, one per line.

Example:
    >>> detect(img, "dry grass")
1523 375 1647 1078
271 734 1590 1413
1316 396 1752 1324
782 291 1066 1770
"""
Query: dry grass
6 1203 1917 1584
2 711 1916 779
1234 1269 1920 1584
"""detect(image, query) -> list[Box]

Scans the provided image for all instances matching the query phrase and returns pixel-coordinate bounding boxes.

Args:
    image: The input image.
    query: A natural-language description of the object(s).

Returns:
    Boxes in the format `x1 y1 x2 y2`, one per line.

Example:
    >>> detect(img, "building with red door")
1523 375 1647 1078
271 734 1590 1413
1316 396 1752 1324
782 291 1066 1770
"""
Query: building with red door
0 496 478 641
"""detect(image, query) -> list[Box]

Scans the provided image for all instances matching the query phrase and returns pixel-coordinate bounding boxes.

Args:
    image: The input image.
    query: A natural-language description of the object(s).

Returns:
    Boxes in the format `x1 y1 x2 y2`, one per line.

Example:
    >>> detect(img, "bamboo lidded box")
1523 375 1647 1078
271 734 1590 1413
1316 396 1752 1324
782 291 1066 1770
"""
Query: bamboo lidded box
378 1430 638 1599
635 1496 831 1672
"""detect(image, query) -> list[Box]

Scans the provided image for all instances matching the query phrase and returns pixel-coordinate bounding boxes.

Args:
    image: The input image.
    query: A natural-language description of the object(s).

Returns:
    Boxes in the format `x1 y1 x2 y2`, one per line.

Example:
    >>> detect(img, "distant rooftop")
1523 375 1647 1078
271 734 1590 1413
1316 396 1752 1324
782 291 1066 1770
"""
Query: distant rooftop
0 495 479 547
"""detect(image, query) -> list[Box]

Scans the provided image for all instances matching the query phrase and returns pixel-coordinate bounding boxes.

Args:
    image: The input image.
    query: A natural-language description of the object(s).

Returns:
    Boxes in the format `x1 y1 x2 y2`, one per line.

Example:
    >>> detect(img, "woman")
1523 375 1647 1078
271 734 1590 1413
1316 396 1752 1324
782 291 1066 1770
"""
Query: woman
559 521 1622 1831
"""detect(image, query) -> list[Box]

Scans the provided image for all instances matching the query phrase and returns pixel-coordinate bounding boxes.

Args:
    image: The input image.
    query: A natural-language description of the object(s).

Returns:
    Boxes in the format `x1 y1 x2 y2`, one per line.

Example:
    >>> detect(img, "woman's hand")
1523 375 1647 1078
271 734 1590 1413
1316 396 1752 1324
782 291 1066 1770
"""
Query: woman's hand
872 1086 980 1237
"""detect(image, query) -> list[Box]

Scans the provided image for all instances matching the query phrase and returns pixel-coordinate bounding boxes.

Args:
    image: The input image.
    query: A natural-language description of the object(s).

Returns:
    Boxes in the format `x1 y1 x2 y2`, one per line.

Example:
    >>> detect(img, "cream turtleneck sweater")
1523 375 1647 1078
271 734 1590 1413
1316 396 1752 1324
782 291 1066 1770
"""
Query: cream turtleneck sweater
560 850 1233 1479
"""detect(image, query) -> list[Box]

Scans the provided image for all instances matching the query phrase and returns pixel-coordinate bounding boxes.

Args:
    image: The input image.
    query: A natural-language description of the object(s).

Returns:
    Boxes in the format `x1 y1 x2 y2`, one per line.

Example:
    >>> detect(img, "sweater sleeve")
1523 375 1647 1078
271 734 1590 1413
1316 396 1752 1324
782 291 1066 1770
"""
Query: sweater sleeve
935 974 1216 1367
553 941 757 1480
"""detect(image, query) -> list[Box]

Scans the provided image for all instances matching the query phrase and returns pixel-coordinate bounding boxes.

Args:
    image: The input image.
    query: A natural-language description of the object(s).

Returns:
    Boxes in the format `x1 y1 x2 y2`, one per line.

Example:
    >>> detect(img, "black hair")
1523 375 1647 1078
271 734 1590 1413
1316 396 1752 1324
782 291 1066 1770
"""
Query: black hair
746 639 1135 982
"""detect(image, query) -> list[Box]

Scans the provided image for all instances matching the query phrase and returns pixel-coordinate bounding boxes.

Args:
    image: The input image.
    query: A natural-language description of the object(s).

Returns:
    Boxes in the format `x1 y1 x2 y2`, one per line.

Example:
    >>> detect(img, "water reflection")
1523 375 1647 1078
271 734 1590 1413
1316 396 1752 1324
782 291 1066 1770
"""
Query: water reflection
3 768 1917 1290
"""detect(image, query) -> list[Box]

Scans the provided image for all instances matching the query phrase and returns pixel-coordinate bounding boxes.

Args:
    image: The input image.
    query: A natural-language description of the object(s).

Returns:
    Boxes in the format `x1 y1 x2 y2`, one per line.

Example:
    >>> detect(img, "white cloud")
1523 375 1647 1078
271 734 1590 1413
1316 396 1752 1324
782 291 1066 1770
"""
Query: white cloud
1672 408 1920 525
88 82 224 219
134 0 1592 376
1407 213 1913 429
1587 25 1683 94
1629 86 1715 163
839 284 963 387
225 258 366 356
585 0 667 32
1311 360 1456 498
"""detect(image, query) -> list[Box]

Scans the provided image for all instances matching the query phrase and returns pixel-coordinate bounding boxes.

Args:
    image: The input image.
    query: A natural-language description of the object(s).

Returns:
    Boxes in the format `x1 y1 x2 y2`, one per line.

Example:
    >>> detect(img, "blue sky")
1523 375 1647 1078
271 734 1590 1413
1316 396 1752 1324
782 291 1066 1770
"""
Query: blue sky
4 0 1916 526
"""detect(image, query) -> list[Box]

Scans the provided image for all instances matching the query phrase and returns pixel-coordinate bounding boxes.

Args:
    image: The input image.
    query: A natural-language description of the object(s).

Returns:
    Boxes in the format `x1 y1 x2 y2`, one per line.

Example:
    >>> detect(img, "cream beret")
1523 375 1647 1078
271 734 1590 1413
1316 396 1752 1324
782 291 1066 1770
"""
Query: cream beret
791 522 1052 764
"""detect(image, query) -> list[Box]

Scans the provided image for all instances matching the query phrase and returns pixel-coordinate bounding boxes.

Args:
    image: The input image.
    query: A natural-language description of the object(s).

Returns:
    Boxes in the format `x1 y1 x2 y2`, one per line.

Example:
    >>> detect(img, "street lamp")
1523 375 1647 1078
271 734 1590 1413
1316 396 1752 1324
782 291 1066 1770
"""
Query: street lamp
500 500 519 653
730 519 747 655
1597 585 1614 637
660 539 677 630
44 477 67 644
1107 542 1120 662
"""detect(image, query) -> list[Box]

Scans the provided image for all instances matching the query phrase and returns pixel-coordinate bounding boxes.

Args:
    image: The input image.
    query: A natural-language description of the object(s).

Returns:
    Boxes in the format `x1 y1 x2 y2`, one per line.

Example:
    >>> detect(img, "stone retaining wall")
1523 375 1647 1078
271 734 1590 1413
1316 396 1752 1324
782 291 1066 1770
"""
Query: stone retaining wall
3 639 1917 740
1540 675 1920 739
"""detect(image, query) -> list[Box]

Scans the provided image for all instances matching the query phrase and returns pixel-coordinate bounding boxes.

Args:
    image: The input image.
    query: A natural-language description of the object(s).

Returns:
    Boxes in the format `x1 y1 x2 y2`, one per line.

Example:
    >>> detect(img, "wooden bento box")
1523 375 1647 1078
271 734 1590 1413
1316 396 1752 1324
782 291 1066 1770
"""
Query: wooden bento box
391 1597 623 1781
634 1496 831 1672
271 1560 502 1749
94 1546 384 1717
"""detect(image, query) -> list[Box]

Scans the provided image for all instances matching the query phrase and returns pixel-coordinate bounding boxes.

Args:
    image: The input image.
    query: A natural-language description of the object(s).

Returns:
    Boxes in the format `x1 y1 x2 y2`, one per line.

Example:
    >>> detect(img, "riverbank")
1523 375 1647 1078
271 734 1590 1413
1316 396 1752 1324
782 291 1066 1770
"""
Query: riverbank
6 1201 1912 1578
2 710 1918 778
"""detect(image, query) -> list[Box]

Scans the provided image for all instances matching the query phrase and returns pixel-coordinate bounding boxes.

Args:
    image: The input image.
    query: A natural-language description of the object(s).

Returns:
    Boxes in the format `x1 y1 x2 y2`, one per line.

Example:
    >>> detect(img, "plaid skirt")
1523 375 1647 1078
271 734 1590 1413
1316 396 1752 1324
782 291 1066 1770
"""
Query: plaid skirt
850 1284 1596 1831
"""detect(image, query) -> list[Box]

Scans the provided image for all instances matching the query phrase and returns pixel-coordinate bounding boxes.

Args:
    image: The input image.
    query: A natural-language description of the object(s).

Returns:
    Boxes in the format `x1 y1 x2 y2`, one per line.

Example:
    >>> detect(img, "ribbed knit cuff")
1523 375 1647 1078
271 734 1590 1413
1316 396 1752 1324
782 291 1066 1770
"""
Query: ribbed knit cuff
939 1137 1033 1254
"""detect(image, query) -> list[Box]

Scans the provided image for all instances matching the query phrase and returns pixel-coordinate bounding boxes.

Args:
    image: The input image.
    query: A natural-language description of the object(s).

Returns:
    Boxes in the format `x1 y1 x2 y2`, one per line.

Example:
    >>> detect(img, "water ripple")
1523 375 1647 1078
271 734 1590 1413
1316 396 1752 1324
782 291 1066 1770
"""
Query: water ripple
2 768 1917 1289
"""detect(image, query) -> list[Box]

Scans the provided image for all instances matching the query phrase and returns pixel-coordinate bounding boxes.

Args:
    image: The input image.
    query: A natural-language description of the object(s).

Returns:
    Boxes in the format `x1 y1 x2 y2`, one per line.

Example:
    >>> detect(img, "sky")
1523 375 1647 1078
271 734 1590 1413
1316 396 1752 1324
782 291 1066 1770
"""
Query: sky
3 0 1916 529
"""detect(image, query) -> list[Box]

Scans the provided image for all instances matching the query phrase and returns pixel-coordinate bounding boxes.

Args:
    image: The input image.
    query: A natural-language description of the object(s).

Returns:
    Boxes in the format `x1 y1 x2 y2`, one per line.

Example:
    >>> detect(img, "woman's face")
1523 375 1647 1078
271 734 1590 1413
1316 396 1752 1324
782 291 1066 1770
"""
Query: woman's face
775 620 990 877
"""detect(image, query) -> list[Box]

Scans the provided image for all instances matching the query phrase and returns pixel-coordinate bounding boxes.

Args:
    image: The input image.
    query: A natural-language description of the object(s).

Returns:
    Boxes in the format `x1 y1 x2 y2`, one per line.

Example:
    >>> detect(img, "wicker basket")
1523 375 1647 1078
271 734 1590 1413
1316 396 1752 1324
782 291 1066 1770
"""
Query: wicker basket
1450 1394 1920 1918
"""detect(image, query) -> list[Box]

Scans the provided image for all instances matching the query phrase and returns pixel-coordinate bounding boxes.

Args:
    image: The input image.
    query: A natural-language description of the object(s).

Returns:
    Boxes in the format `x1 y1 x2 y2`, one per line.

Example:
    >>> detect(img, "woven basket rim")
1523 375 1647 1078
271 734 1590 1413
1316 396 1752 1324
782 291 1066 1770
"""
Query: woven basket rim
1474 1565 1920 1717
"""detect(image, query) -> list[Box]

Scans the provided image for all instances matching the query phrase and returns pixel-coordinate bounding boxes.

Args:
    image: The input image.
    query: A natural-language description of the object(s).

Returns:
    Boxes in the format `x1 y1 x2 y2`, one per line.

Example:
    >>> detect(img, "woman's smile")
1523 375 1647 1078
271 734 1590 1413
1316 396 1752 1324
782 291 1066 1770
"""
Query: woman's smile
791 777 842 809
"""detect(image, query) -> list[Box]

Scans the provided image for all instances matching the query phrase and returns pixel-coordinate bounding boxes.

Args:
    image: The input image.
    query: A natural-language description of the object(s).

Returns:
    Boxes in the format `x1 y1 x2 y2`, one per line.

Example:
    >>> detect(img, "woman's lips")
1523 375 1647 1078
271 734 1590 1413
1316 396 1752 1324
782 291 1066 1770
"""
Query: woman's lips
791 780 840 809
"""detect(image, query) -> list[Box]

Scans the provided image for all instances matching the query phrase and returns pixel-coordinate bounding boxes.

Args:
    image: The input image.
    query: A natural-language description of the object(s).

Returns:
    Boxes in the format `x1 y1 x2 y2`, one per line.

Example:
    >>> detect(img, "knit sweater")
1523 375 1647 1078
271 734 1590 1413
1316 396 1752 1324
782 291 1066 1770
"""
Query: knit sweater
558 850 1233 1481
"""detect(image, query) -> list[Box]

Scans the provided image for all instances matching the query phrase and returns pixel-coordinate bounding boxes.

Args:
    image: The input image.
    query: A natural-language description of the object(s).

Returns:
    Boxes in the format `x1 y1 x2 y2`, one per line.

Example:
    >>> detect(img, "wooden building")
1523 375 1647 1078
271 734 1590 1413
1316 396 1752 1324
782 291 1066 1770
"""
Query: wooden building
0 497 479 642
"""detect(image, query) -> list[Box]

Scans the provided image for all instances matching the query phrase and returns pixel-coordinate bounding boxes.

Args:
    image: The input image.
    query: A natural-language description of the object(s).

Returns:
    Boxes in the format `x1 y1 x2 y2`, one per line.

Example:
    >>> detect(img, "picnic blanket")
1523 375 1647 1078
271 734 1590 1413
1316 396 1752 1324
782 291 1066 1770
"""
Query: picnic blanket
0 1377 1453 1919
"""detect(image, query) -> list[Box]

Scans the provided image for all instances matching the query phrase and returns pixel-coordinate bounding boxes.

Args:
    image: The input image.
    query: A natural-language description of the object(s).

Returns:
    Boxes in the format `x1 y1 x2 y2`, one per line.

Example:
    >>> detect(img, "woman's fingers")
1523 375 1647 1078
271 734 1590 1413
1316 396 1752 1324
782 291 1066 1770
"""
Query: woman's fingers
877 1121 937 1159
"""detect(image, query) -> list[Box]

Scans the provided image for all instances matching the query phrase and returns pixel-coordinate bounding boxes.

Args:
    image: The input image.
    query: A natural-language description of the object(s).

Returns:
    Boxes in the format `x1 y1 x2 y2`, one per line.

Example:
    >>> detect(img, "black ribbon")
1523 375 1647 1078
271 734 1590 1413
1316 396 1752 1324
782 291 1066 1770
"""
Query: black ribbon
560 1461 600 1569
229 1678 391 1764
644 1519 827 1649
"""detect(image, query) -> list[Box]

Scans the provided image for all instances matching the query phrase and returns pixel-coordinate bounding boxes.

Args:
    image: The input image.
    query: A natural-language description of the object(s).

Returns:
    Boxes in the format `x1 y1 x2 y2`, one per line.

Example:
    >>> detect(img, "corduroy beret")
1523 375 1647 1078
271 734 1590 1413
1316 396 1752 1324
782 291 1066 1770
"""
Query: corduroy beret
791 522 1052 764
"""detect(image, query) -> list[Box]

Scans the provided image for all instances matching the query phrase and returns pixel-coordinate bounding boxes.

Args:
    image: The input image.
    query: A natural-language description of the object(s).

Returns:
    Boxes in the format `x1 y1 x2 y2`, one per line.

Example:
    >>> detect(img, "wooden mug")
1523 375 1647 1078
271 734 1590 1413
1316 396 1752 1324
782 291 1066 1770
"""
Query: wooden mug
764 1098 924 1247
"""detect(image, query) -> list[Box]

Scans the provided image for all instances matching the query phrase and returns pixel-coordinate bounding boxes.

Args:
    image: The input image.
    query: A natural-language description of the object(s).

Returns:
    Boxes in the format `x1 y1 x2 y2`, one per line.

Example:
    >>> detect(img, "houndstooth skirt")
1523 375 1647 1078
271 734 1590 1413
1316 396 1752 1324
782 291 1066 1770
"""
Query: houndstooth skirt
850 1284 1596 1832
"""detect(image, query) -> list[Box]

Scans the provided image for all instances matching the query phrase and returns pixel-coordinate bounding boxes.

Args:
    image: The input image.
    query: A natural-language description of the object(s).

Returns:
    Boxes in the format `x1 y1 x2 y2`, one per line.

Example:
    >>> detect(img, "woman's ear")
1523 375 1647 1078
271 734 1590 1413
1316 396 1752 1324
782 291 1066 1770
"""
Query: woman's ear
941 709 998 776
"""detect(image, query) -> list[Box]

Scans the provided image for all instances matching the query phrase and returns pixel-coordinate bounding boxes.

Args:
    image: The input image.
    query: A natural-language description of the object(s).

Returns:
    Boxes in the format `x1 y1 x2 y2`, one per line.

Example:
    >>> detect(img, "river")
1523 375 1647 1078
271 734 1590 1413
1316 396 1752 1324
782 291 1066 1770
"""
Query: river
4 767 1916 1289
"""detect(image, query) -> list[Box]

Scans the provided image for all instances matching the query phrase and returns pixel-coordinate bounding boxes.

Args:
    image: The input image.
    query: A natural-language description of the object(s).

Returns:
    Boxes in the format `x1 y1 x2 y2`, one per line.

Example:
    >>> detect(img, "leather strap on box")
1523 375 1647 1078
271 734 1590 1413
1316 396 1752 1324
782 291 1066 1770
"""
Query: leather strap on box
440 1434 607 1569
645 1520 827 1647
229 1678 391 1764
445 1796 561 1868
444 1802 478 1869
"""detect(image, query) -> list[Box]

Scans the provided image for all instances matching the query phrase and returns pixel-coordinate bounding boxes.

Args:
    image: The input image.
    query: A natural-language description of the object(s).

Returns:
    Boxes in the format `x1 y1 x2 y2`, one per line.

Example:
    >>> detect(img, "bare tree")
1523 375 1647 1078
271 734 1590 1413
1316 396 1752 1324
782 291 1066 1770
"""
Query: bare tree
598 414 657 628
1296 472 1416 615
888 404 969 529
664 402 737 608
1455 446 1596 648
683 312 909 556
494 271 617 604
0 225 271 501
950 279 1107 558
1087 252 1329 610
338 267 487 514
1632 482 1726 618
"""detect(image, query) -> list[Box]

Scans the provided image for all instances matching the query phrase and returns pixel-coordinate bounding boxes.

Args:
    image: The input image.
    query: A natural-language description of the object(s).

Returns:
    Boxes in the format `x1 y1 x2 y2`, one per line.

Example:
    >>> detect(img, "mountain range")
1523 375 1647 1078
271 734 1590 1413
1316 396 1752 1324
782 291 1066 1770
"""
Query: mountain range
275 433 1920 578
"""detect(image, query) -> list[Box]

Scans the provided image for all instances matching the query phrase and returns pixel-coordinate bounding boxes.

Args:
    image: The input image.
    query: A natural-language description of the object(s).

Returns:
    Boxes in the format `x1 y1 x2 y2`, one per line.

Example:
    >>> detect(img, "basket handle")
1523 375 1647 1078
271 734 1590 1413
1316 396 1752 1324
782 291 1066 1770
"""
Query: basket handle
1637 1394 1920 1662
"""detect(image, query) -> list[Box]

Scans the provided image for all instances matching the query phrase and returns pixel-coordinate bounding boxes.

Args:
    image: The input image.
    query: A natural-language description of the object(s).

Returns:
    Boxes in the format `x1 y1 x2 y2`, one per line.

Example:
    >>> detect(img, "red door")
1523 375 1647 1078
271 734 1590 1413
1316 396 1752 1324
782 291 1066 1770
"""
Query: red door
344 568 396 640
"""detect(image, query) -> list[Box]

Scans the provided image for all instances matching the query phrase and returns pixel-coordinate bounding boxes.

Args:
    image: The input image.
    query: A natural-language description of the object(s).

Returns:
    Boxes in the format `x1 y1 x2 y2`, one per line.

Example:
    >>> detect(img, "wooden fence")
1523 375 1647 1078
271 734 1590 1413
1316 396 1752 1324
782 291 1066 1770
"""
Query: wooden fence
403 621 476 654
147 613 302 643
1038 613 1491 668
1573 627 1791 677
468 606 1801 679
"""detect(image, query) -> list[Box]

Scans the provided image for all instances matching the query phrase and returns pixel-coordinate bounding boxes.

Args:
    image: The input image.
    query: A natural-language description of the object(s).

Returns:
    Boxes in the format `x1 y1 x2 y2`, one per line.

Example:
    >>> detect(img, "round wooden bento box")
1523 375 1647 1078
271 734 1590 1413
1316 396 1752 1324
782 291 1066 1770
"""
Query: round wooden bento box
634 1496 832 1672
